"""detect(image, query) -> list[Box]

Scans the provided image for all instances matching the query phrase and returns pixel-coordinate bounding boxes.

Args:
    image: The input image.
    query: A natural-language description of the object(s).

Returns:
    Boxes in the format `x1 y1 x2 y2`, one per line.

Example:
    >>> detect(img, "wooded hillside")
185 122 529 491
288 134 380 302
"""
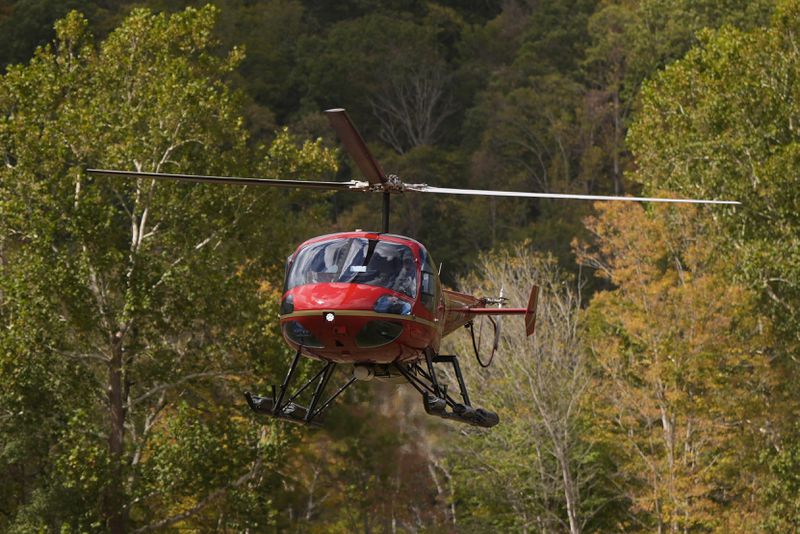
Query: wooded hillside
1 0 798 531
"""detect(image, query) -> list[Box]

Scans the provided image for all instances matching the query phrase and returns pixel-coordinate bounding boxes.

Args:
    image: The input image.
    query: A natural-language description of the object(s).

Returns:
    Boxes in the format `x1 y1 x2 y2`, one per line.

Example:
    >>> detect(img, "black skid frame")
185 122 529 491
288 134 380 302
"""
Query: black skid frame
393 350 499 428
245 350 355 426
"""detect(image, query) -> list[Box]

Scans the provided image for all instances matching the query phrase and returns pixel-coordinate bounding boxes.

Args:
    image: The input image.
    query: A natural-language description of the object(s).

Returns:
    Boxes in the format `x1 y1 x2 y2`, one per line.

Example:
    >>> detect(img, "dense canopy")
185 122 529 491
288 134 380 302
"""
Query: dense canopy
1 0 798 531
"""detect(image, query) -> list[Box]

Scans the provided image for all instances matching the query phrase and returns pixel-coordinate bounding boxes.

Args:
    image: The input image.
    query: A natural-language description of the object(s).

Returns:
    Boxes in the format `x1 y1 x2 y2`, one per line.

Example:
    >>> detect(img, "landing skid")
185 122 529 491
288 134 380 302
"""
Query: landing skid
394 351 499 428
245 350 355 426
246 349 498 428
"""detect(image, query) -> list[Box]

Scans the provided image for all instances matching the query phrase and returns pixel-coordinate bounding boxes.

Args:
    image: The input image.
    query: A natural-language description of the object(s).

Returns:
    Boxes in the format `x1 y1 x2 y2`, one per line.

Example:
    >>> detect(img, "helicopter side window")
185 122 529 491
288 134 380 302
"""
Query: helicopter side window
420 251 439 313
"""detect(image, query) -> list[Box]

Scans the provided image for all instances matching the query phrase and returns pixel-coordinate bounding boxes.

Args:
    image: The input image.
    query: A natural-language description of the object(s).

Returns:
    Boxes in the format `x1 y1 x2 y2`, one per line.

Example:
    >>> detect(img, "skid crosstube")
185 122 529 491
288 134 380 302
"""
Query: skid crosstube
394 352 499 428
247 349 497 428
245 350 355 426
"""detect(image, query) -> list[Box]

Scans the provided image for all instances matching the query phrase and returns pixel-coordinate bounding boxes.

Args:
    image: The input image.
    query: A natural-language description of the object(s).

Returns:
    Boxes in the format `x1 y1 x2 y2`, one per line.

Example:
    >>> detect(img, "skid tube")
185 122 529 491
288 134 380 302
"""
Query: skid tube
394 352 499 428
245 350 356 426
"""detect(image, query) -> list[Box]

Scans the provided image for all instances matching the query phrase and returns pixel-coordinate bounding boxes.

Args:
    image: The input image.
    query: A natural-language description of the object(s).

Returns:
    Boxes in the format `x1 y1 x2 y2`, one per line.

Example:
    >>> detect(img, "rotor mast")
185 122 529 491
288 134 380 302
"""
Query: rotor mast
382 192 390 233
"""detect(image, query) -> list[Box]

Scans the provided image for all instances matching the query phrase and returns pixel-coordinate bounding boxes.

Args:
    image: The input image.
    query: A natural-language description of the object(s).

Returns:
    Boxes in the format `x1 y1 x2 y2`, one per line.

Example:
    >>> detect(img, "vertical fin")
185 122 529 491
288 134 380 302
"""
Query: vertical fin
525 286 539 337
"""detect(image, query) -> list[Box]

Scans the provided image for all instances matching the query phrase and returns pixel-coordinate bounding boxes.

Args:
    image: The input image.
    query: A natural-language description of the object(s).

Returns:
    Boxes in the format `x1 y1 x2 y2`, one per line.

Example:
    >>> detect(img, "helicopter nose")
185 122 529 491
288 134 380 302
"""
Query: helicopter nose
282 312 405 350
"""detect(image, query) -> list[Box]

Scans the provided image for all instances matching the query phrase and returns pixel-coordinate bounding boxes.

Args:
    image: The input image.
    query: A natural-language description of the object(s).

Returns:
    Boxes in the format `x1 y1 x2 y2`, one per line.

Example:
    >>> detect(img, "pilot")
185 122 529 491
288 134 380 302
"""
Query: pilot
368 253 395 288
394 263 416 296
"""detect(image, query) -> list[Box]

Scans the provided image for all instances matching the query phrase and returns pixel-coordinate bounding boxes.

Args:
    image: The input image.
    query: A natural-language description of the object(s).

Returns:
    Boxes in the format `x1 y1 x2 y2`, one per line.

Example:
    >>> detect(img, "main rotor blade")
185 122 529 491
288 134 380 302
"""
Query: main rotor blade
325 108 386 185
86 169 358 191
406 185 740 205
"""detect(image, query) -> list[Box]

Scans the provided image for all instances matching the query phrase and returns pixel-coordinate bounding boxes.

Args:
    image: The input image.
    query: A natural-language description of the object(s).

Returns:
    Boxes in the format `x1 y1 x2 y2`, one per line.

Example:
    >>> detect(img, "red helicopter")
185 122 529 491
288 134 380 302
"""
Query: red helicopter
88 109 738 428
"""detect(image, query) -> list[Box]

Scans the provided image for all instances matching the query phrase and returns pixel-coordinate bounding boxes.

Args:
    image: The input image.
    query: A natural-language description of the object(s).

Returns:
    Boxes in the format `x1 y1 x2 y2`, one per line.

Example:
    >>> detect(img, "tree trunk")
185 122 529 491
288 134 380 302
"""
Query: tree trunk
612 90 623 195
558 446 581 534
106 334 127 534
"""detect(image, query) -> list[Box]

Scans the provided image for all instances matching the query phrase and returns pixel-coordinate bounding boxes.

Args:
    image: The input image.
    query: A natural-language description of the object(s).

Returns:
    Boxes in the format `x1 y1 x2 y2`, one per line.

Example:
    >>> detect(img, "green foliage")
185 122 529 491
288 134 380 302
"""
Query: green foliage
512 0 596 80
630 1 800 346
629 3 800 526
443 248 622 533
621 0 773 89
297 12 449 131
215 0 309 128
762 423 800 532
1 0 798 531
0 0 106 68
0 6 335 530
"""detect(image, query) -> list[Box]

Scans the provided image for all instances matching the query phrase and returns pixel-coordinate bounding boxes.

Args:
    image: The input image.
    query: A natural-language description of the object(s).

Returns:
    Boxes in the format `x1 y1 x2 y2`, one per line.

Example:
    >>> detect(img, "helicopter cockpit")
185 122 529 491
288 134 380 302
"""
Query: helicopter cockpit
285 237 418 298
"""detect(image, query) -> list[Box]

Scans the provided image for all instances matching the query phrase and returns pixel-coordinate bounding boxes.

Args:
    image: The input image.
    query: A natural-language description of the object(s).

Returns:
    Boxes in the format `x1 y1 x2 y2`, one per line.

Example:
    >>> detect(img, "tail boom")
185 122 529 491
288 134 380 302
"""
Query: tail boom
456 286 540 337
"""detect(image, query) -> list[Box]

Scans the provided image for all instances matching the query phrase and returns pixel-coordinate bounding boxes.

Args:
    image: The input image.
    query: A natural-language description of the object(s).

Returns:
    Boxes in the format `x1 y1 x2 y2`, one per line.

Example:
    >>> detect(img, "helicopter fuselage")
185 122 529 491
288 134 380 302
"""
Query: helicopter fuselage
278 231 487 364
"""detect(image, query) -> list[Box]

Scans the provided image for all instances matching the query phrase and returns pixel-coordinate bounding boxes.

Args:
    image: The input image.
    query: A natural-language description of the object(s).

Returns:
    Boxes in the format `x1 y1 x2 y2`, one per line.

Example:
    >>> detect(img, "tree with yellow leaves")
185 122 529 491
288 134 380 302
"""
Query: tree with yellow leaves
575 202 775 531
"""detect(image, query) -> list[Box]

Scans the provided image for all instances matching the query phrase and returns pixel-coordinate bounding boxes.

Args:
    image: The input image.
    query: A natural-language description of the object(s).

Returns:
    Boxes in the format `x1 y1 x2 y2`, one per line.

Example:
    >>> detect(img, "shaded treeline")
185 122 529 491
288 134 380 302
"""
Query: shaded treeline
1 0 772 280
1 0 799 532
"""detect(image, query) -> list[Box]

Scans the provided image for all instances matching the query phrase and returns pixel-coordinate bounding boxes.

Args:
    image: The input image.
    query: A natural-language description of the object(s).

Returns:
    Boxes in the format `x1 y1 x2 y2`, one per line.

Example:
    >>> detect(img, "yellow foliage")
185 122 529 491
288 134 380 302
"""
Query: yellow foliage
576 201 775 531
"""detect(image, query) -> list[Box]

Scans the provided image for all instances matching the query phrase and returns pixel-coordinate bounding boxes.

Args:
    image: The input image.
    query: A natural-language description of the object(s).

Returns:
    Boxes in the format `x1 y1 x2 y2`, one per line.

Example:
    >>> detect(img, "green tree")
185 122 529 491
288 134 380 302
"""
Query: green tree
579 0 774 200
0 0 102 68
458 0 624 276
629 1 800 524
297 11 459 147
621 0 773 88
0 7 336 531
629 0 799 345
214 0 309 130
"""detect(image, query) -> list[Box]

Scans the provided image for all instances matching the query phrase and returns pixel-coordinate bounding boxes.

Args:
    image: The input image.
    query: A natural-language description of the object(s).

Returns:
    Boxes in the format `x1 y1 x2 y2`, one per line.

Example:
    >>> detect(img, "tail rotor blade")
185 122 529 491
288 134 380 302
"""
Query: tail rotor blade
325 108 386 186
492 286 504 353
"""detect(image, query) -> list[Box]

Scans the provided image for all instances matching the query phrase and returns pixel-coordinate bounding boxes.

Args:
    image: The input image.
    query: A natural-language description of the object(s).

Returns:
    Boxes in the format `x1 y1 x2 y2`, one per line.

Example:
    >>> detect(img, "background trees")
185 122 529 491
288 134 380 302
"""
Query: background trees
0 6 335 531
630 0 800 349
442 249 607 534
576 203 775 531
1 0 799 531
628 1 800 525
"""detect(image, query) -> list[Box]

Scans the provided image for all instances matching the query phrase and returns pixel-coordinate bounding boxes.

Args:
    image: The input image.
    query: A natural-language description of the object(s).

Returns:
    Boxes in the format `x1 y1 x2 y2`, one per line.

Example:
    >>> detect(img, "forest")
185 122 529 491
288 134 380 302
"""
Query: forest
1 0 799 532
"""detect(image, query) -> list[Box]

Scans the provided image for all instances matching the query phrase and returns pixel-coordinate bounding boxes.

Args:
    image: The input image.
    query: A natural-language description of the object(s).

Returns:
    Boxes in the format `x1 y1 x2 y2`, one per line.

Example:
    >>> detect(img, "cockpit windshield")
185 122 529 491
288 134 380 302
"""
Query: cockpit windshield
286 238 418 297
